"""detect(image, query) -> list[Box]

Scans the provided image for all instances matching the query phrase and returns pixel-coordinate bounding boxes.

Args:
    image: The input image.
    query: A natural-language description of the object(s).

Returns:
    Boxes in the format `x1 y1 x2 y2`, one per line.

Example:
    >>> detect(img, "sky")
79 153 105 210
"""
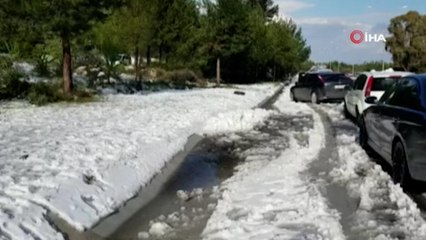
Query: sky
274 0 426 64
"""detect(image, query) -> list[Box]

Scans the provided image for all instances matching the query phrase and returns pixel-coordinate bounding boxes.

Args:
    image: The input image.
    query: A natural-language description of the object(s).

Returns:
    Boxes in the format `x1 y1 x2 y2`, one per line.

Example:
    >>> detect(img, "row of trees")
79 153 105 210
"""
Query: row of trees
311 61 394 73
0 0 311 94
386 11 426 72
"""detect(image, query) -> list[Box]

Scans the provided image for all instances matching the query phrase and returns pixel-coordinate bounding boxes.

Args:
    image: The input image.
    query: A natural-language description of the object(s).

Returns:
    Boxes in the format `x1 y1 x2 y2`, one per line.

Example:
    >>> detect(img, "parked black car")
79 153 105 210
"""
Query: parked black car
291 72 353 103
359 74 426 190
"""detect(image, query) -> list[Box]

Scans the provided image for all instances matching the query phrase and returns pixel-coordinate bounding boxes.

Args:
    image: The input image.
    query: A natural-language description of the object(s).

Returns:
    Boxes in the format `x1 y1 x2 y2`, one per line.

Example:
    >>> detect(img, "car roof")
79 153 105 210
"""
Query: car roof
308 72 343 75
360 71 413 78
410 74 426 80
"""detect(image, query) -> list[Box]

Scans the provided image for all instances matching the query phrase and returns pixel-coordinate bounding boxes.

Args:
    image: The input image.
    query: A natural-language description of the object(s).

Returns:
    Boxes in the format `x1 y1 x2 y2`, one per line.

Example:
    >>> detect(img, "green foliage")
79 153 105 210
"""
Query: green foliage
1 0 311 89
163 69 199 84
27 81 94 106
248 0 279 20
0 55 29 99
27 82 60 105
386 11 426 72
319 61 394 73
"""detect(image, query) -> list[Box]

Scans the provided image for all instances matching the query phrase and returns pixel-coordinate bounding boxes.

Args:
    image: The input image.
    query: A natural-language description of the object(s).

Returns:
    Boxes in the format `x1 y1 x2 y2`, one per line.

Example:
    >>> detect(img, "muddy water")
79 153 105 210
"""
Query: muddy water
108 137 241 240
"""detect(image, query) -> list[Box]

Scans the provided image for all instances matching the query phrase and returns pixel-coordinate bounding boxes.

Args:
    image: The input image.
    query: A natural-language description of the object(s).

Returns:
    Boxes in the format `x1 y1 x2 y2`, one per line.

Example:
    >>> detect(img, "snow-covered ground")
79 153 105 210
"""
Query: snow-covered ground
319 104 426 239
202 89 345 240
0 84 278 240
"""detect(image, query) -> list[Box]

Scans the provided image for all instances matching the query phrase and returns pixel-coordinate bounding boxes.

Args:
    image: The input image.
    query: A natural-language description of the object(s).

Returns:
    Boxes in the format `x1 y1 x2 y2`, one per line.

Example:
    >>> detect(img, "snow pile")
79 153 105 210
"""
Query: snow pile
148 222 173 237
0 84 278 239
320 104 426 239
202 88 345 240
13 62 35 75
274 87 313 116
202 109 272 135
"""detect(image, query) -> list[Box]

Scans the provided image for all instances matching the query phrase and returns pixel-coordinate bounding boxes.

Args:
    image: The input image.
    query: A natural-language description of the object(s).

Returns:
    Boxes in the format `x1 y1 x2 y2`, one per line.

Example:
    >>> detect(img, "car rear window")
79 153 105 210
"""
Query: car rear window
372 77 401 91
319 74 344 82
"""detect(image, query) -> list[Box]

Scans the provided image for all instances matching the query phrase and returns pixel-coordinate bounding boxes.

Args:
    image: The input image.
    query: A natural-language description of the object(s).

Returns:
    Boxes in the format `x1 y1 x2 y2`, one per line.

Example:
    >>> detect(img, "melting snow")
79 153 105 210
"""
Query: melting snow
0 84 278 239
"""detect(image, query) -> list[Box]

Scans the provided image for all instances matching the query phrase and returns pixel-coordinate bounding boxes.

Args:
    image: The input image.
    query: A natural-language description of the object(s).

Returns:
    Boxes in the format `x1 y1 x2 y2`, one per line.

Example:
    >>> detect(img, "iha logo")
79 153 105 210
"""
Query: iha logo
349 30 386 44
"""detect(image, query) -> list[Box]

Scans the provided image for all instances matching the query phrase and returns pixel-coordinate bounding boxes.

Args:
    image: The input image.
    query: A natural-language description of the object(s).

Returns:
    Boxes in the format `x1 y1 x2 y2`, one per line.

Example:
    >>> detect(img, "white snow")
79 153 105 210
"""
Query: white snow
137 231 150 239
202 109 272 135
319 104 426 239
202 88 345 240
0 84 278 240
148 222 173 237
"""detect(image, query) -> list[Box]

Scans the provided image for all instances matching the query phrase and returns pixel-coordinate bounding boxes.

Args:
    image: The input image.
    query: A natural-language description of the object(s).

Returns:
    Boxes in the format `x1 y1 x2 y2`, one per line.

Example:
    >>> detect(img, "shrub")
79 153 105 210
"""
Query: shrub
162 69 199 86
0 55 30 100
26 82 60 106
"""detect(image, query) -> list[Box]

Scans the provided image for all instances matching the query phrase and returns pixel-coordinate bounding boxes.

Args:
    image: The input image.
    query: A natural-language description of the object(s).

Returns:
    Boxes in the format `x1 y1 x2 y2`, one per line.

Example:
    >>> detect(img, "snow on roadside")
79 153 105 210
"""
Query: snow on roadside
202 109 272 135
319 104 426 239
202 88 345 240
0 84 277 240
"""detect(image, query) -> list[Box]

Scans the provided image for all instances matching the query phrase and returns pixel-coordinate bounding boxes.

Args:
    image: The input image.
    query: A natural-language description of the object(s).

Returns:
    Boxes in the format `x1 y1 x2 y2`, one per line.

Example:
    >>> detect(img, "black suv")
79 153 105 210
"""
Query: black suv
291 72 353 103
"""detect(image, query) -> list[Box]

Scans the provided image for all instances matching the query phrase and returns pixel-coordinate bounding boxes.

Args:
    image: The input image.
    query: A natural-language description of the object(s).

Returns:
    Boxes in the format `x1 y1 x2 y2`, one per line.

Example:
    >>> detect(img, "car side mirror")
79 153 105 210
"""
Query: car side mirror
365 96 378 104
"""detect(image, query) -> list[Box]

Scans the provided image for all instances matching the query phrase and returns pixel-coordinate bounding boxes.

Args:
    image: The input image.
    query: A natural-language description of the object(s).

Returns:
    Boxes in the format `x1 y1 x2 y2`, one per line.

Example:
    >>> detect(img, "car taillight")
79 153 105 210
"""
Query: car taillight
365 76 373 97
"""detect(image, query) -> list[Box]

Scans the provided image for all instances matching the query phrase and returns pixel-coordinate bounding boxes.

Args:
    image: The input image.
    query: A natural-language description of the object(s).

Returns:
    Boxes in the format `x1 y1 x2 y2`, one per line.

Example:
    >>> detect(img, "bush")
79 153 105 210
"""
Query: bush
0 55 30 100
26 82 60 106
162 69 199 86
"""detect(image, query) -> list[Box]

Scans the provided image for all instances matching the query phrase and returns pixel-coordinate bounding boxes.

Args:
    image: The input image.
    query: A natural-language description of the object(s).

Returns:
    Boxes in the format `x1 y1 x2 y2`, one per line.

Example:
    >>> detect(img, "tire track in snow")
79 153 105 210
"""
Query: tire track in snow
315 104 426 240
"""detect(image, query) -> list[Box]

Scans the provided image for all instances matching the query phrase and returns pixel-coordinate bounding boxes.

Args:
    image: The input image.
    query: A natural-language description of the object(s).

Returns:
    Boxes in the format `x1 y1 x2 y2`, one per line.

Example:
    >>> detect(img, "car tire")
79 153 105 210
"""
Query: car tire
359 117 370 151
344 101 351 119
290 90 298 102
311 91 319 104
392 141 413 191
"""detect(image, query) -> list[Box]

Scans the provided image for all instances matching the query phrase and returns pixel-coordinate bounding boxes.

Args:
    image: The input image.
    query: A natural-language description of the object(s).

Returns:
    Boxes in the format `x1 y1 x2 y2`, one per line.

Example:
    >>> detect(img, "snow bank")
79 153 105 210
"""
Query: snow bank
319 104 426 239
202 109 272 135
0 84 278 240
202 88 345 240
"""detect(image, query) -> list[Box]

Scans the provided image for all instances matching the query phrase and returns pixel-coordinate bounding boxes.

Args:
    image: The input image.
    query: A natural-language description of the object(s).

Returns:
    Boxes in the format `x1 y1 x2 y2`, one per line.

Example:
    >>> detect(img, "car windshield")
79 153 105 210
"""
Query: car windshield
372 77 401 91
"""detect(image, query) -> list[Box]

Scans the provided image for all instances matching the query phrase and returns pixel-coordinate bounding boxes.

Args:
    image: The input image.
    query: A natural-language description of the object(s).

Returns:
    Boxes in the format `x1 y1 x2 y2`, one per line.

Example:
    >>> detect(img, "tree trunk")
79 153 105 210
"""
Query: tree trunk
146 45 151 66
107 61 111 84
134 46 139 81
273 64 276 82
216 57 221 86
62 36 73 94
159 44 163 64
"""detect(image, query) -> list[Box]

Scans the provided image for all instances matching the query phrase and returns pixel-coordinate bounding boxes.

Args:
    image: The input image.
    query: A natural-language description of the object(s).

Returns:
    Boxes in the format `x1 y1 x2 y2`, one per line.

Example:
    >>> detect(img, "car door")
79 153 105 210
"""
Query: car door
376 78 422 161
293 75 306 100
347 75 367 115
300 74 316 101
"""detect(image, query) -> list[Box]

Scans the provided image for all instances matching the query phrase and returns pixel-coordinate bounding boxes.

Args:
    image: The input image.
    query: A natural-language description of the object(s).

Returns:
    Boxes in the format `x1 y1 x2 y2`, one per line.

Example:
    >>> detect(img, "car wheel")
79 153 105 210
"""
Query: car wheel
290 90 298 102
392 141 413 191
344 101 350 119
311 91 319 104
358 117 369 150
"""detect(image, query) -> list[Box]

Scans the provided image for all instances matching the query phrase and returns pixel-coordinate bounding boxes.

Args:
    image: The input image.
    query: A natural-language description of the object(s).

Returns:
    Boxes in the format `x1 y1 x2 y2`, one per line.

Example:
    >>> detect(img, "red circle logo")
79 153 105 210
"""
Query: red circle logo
350 30 364 44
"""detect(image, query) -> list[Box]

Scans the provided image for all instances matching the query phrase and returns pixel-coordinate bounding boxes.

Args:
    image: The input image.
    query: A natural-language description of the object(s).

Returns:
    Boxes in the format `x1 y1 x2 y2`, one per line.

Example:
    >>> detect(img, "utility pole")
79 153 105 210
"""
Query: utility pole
382 60 385 71
352 64 355 74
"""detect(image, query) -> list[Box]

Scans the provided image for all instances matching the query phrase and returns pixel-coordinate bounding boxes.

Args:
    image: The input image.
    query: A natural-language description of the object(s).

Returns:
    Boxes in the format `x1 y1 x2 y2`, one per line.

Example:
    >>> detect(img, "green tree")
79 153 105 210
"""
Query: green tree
120 0 156 79
386 11 426 72
202 0 252 85
26 0 122 94
93 13 123 84
248 0 279 20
